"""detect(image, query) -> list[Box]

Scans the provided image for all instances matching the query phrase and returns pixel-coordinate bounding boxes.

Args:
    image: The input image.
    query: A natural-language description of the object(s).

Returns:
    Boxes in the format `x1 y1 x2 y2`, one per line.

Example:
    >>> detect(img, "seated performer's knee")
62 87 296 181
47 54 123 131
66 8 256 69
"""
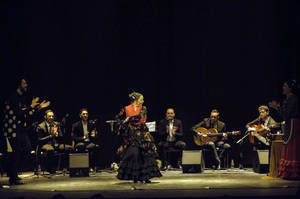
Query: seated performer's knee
75 142 86 152
216 141 224 147
175 141 186 149
207 141 215 148
59 144 73 151
223 143 231 149
42 144 54 152
86 143 96 150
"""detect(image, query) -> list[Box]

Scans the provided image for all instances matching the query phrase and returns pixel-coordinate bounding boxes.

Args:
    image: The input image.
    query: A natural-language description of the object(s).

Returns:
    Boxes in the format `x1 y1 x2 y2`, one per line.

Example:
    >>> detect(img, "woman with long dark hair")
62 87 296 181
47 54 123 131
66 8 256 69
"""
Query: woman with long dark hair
115 92 161 183
278 80 300 179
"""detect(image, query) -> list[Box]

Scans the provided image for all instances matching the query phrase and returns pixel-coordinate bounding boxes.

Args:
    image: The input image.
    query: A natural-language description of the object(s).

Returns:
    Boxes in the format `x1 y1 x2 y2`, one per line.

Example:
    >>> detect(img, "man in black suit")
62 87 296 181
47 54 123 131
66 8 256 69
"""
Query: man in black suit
36 109 73 173
72 108 99 172
192 109 230 169
158 108 186 170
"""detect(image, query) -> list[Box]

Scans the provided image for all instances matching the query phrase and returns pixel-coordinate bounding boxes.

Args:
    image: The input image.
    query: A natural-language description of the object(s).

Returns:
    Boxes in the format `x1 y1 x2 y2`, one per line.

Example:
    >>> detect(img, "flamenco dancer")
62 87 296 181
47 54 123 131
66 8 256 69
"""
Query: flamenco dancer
114 92 162 183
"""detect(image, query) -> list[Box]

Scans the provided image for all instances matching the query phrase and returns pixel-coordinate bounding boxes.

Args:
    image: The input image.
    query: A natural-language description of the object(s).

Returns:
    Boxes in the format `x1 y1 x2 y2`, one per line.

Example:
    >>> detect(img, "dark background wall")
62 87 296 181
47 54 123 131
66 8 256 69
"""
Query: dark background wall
1 0 299 167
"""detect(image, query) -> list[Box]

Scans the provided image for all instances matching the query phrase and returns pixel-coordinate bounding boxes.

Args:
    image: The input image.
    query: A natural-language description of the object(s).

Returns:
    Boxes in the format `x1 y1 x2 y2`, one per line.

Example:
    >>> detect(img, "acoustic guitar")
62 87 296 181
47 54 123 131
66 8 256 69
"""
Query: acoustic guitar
193 127 240 146
248 124 270 146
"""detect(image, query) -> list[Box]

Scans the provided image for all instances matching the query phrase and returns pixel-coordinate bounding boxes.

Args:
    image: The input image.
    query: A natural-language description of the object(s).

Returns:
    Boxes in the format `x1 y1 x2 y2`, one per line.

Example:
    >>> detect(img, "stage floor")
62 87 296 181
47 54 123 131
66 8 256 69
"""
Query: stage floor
0 168 299 199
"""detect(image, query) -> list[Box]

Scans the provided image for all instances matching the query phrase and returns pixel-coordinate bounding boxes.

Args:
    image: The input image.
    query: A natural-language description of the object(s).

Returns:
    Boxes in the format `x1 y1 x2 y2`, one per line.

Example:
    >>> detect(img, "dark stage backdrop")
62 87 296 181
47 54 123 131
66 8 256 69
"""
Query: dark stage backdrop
1 0 300 167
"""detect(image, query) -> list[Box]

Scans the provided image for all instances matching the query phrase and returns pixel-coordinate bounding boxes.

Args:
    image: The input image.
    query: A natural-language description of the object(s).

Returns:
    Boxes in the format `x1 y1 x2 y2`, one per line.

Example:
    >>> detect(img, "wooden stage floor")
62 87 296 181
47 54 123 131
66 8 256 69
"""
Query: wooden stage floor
0 168 299 199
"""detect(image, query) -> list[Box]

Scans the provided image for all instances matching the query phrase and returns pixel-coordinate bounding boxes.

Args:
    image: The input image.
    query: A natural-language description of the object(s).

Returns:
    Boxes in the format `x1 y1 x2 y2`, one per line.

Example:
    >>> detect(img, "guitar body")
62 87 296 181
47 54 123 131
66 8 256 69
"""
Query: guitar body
249 124 269 144
193 127 218 146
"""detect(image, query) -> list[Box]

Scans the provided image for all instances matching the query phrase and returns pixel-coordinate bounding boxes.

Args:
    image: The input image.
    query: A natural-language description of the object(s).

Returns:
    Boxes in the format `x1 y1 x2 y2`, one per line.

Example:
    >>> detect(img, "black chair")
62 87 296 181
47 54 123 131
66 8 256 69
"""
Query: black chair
202 148 213 168
217 146 230 168
34 144 46 176
202 147 230 169
35 143 66 176
165 146 182 169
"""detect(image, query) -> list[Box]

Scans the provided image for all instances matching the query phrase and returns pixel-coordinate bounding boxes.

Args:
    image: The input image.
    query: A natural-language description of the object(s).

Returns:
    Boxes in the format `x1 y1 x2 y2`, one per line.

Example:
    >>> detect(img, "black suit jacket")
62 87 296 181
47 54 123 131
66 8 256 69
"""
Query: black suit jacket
158 118 184 142
192 118 226 142
192 118 226 133
36 121 62 146
71 120 97 145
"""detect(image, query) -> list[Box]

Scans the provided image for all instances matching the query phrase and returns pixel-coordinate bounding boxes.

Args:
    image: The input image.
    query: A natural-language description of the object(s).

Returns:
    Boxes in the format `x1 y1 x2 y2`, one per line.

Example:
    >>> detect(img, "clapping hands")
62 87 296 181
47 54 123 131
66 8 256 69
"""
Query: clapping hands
31 97 51 109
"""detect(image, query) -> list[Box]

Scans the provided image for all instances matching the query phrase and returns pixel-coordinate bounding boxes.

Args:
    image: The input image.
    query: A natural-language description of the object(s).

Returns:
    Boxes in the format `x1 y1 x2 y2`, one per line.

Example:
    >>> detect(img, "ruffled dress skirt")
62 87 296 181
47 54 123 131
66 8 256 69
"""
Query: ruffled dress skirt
117 145 162 181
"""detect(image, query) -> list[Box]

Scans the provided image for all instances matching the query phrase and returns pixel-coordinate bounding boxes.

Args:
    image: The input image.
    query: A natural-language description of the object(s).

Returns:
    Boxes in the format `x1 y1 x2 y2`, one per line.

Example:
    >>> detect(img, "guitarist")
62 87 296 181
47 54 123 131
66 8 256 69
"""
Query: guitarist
245 105 279 150
192 109 230 170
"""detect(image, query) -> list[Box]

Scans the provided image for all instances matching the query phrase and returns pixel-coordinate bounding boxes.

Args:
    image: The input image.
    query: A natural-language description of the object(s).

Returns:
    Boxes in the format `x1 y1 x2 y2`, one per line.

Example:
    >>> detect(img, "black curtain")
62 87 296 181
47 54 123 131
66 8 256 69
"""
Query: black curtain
1 0 299 167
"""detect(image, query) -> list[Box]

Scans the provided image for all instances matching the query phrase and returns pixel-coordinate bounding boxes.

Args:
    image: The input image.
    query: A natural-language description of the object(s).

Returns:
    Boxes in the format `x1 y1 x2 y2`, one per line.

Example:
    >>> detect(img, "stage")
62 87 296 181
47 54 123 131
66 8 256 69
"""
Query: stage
0 168 299 199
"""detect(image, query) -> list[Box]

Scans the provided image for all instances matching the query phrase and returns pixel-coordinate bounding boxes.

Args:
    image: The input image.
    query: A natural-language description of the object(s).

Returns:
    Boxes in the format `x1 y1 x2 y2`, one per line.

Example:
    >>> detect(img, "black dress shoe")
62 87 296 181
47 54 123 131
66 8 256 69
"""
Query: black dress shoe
14 180 24 185
160 166 167 171
49 170 56 174
9 179 24 185
239 164 244 169
15 176 22 181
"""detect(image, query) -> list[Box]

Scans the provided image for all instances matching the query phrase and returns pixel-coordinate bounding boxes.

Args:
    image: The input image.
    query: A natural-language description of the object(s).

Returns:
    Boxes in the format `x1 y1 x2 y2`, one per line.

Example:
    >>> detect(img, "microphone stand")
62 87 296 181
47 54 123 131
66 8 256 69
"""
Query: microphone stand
236 131 250 145
106 120 117 132
235 130 251 169
90 119 99 172
105 119 118 170
59 115 68 175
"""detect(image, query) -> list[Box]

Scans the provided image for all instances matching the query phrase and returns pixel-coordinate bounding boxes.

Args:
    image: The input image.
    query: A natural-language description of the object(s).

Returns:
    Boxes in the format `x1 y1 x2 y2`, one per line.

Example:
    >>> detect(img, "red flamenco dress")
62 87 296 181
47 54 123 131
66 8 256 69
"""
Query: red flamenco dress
278 119 300 179
115 104 162 182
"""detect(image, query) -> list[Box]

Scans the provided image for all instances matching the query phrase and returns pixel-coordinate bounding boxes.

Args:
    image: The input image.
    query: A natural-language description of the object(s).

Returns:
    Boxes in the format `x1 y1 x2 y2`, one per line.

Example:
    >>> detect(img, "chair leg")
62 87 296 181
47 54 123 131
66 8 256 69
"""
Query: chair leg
56 152 68 175
57 154 62 171
221 150 230 169
0 155 4 177
35 164 41 176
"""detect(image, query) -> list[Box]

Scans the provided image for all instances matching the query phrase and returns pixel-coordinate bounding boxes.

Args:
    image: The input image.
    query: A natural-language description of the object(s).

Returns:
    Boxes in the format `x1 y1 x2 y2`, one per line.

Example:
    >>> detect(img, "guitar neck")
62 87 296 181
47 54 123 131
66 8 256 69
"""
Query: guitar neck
206 133 223 137
206 132 236 137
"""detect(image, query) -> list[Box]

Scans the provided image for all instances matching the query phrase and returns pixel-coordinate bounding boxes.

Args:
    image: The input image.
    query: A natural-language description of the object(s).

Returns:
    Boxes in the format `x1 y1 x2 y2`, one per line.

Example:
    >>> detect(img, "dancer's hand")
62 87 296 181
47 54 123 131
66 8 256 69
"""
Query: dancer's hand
123 117 130 123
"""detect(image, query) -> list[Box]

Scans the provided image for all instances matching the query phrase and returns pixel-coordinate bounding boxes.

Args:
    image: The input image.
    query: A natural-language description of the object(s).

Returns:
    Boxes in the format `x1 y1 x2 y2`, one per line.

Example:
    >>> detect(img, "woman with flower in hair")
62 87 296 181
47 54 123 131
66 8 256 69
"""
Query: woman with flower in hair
114 92 161 183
